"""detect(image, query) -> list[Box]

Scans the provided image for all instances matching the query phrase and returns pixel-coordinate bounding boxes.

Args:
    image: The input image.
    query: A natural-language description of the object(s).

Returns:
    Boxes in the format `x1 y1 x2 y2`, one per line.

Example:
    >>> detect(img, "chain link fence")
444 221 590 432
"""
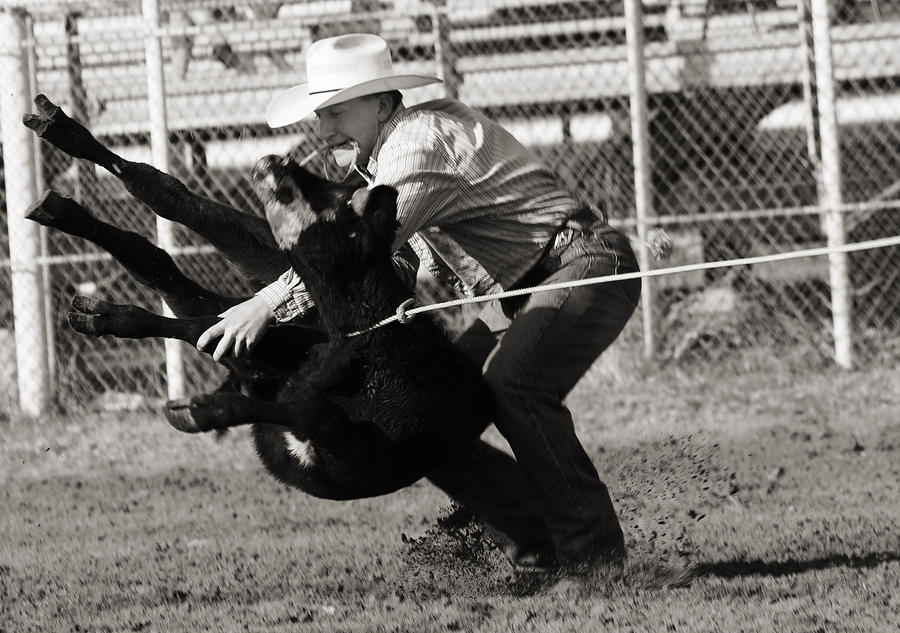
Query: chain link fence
1 0 898 415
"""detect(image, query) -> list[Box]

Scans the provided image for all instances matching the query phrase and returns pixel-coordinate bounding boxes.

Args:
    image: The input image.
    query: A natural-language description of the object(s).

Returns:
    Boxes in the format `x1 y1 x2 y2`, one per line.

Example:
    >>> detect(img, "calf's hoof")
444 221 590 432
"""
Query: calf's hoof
68 295 150 338
26 191 93 234
165 398 216 434
67 295 112 336
21 93 61 136
23 94 98 161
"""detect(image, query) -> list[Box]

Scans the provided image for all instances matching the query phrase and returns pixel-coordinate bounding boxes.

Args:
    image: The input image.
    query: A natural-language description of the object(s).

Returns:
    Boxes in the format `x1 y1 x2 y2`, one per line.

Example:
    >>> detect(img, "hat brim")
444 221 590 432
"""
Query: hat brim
266 75 443 128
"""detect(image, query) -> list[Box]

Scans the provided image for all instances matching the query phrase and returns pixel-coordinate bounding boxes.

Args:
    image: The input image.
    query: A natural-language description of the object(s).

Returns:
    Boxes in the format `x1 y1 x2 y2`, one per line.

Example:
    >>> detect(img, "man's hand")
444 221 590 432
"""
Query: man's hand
197 295 275 362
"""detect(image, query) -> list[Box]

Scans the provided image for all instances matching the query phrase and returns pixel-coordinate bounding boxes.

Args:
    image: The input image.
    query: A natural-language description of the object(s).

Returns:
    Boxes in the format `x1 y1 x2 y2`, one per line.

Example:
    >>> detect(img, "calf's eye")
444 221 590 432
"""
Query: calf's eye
275 183 295 205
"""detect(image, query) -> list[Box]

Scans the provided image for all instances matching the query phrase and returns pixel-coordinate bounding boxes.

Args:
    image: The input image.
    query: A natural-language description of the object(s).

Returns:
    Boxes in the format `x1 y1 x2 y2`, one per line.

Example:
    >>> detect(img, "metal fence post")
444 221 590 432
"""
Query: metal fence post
142 0 186 398
0 8 51 415
431 0 459 99
810 0 852 368
799 0 821 173
624 0 655 359
63 11 101 206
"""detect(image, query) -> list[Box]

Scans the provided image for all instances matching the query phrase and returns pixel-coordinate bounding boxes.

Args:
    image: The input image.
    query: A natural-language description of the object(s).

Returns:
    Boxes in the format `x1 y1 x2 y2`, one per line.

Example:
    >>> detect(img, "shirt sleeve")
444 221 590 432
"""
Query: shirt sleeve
255 244 419 322
254 267 316 322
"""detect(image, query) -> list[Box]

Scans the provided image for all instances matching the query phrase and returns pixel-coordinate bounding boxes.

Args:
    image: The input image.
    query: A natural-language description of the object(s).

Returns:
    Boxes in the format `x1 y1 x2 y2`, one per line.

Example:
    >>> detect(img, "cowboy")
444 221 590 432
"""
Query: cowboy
197 33 641 577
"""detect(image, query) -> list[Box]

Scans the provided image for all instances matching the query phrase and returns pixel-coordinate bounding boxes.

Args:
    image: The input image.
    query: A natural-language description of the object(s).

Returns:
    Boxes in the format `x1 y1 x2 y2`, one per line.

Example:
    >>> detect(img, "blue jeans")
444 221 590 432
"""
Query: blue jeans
427 226 640 566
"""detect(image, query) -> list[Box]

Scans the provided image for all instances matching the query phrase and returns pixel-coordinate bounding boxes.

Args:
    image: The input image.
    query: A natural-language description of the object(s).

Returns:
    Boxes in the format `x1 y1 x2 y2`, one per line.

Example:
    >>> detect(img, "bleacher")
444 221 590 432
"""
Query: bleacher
21 0 900 133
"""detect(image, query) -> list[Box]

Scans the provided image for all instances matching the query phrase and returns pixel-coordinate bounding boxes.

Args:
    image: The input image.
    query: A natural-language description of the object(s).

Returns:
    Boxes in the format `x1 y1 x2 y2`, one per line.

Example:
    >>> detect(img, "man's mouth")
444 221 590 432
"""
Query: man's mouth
330 139 355 151
330 140 360 171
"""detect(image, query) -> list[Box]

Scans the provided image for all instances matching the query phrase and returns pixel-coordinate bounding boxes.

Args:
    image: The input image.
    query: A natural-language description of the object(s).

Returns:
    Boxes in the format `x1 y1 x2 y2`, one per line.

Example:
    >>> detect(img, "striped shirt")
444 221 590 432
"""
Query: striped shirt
257 98 603 321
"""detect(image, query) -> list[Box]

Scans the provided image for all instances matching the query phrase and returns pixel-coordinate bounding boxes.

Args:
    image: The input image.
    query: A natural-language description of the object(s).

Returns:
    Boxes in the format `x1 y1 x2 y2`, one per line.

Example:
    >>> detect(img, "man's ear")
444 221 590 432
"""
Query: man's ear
357 186 399 249
375 93 395 123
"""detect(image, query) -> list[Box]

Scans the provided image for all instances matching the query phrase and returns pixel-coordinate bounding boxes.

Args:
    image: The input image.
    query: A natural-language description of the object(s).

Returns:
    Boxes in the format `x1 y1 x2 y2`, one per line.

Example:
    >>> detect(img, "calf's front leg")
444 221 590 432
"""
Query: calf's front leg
68 295 328 384
165 391 325 434
164 390 380 458
68 295 218 343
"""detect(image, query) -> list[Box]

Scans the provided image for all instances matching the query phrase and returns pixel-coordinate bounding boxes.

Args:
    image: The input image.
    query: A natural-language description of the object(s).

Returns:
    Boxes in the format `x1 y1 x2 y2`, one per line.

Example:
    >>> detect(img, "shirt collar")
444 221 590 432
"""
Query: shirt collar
366 103 406 176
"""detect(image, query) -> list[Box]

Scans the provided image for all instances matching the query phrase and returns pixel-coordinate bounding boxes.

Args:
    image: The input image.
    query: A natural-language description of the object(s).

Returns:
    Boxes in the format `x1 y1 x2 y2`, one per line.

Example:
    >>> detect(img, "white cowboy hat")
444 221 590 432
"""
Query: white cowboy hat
266 33 442 128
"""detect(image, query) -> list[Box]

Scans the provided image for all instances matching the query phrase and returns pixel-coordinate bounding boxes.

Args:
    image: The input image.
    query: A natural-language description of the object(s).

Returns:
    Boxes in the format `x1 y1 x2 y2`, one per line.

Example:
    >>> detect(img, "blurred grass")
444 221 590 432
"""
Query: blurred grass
1 361 899 632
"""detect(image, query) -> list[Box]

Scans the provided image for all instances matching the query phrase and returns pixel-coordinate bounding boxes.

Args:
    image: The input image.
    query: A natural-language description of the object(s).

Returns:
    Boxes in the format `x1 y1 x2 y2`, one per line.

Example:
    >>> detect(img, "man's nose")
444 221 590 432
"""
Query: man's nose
316 116 334 140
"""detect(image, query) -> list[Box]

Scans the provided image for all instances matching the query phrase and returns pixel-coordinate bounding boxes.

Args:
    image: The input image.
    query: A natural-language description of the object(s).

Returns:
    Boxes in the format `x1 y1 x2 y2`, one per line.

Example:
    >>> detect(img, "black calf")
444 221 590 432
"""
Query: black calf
25 95 492 500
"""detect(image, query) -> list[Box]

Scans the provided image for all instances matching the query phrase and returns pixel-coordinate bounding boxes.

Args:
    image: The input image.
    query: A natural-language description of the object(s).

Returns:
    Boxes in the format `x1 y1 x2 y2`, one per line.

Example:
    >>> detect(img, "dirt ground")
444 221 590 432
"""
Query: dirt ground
2 360 899 632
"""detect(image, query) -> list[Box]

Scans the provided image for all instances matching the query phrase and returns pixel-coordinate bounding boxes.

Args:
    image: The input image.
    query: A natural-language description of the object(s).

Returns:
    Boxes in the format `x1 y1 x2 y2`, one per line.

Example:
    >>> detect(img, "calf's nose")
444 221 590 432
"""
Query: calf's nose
250 154 281 184
350 188 370 216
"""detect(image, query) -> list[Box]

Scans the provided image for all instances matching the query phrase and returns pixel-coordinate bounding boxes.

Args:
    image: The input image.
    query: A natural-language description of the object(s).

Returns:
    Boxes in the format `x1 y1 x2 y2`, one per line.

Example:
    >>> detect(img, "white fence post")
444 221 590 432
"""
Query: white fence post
142 0 186 398
0 8 51 415
624 0 655 358
810 0 852 368
25 11 57 396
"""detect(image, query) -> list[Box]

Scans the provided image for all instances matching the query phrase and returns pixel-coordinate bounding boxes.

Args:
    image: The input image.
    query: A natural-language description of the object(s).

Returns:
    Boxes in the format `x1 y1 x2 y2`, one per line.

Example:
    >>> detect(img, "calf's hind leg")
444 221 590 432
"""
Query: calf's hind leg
27 190 237 318
24 94 287 287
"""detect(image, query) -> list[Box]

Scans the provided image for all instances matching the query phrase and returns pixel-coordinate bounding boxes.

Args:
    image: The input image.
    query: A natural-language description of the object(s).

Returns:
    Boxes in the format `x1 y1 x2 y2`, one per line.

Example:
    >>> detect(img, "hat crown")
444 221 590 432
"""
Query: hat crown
306 34 395 95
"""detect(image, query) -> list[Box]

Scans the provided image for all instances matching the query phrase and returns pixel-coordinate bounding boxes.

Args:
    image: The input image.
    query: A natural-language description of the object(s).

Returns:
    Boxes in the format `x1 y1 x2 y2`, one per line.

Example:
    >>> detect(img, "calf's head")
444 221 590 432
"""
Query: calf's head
250 155 400 279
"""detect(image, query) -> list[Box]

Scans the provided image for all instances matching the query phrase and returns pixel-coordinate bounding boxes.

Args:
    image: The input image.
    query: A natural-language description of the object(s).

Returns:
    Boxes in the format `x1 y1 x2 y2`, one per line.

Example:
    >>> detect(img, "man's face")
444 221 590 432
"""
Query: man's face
314 95 385 167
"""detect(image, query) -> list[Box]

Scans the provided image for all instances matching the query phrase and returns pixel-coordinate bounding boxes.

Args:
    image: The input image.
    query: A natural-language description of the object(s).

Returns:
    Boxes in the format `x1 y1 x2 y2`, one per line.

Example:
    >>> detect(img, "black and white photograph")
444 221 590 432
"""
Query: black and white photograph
1 0 898 630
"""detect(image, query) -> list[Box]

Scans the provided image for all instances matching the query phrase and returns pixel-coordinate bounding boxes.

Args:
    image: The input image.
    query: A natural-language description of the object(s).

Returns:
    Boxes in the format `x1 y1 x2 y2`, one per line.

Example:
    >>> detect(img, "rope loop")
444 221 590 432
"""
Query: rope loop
395 297 418 324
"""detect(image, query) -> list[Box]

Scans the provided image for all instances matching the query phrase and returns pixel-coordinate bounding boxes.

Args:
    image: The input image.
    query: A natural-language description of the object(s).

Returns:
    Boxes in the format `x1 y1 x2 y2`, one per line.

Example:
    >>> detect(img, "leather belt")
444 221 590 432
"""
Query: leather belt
507 205 608 295
501 222 593 317
537 215 610 273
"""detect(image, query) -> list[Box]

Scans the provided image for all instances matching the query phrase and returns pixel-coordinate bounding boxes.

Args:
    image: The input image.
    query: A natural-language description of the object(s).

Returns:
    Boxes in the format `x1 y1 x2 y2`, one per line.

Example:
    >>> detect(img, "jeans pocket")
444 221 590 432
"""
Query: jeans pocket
588 233 641 308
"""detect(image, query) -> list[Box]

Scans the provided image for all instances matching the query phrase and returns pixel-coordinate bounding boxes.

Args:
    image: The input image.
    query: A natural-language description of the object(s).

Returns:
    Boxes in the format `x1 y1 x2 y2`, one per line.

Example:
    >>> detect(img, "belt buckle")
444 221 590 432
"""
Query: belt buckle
552 226 577 254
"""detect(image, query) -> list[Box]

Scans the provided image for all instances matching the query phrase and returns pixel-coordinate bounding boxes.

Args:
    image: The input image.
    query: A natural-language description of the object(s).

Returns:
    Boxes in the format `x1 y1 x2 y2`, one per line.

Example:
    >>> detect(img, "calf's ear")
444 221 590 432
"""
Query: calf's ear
286 161 336 213
357 186 399 250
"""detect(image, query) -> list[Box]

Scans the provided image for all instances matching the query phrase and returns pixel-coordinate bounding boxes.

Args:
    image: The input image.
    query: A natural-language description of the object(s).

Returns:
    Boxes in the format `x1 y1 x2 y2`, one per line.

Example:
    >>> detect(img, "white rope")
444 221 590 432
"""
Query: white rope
347 234 900 337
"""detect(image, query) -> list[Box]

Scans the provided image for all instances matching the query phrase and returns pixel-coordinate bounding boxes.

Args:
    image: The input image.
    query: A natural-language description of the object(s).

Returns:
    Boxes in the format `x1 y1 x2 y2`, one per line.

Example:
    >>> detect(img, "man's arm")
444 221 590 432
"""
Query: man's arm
255 267 315 323
256 240 419 319
196 267 310 361
197 240 419 360
196 294 275 361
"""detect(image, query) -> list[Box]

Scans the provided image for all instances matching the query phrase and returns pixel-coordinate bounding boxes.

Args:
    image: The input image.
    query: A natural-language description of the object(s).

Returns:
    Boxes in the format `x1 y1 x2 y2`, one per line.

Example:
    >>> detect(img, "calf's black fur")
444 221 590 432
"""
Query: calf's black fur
24 94 492 500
